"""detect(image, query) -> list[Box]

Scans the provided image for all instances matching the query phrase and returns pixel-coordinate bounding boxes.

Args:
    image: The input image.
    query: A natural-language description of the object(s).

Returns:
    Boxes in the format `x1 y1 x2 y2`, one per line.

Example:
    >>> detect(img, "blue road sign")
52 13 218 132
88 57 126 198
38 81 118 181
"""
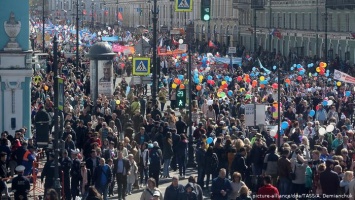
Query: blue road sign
133 57 151 75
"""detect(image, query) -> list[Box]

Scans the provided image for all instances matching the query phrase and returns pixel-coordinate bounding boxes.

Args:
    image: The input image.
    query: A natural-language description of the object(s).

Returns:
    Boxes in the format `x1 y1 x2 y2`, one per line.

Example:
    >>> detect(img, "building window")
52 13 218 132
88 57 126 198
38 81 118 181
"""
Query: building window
309 13 312 30
295 13 297 29
346 13 350 32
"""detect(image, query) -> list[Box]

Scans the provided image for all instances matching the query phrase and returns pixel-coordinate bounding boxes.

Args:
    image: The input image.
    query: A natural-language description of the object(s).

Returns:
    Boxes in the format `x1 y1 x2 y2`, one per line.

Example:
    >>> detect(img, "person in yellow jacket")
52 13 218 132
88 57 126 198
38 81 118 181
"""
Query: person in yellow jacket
130 96 141 114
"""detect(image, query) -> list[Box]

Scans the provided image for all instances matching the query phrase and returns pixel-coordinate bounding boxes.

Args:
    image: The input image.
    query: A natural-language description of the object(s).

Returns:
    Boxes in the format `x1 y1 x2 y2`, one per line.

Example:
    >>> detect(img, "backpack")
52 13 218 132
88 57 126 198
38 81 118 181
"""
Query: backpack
149 149 161 168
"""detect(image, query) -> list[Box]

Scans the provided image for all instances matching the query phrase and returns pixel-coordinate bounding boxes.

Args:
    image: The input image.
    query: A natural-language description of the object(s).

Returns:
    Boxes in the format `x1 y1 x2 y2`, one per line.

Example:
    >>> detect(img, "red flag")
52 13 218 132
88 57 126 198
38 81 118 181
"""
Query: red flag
82 9 86 15
118 12 123 21
208 40 217 49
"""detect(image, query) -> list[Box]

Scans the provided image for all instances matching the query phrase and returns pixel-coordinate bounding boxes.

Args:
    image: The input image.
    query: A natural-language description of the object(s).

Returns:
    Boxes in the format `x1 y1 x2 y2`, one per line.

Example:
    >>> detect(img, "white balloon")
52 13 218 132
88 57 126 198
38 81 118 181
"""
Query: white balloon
270 130 277 137
328 100 333 106
319 127 326 136
326 124 334 132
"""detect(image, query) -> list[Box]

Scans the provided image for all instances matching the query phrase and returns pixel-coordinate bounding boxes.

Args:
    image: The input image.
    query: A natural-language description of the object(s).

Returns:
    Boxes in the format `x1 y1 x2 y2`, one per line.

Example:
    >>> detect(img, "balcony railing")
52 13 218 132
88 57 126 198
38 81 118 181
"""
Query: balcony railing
232 0 265 9
326 0 355 9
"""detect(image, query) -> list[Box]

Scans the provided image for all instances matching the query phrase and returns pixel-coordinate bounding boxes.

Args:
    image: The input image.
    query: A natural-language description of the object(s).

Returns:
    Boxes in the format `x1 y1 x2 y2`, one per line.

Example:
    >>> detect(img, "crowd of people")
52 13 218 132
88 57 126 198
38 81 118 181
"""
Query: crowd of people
3 20 355 200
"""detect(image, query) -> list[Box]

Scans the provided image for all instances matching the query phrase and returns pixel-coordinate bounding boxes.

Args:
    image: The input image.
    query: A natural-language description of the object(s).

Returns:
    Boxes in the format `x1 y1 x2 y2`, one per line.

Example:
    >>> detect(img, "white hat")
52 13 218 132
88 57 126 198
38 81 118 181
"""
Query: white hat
153 141 159 147
71 149 80 154
153 191 160 197
15 165 25 172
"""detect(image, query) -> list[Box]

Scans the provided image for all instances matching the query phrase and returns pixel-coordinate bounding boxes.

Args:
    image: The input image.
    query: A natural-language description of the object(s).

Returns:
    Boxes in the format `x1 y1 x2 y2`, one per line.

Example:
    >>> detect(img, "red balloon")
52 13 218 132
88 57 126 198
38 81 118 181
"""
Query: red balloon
237 76 242 82
297 76 302 81
272 83 278 89
316 105 320 110
246 78 251 83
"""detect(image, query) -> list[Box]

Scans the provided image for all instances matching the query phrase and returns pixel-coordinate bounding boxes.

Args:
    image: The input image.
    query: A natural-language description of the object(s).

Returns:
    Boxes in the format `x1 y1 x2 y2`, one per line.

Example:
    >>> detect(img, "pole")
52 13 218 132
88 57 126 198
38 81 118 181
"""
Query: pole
91 1 94 29
116 0 119 23
187 35 194 167
76 0 80 71
184 12 187 27
152 0 158 106
42 0 45 52
277 63 281 148
254 7 257 53
316 0 319 58
170 3 173 30
52 35 62 199
324 5 328 62
268 0 272 52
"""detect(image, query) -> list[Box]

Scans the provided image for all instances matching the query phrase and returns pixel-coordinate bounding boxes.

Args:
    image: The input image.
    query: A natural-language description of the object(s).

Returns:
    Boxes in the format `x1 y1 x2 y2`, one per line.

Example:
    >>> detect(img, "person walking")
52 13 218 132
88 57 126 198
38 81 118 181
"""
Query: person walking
93 158 112 200
11 165 30 200
114 151 131 200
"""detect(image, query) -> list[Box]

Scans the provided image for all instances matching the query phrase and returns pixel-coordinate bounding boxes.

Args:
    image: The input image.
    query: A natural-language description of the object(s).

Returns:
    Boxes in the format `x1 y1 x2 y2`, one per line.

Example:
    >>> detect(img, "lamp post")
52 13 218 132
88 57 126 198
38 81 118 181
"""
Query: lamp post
116 0 119 23
324 4 328 62
75 0 80 70
277 62 281 148
152 0 158 106
52 35 62 199
316 0 319 58
91 0 95 30
42 0 45 52
253 2 257 53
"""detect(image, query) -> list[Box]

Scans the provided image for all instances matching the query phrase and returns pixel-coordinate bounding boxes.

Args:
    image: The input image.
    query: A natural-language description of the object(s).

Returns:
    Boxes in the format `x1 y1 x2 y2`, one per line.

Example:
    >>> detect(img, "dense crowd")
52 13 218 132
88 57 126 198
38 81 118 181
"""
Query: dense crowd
3 23 355 200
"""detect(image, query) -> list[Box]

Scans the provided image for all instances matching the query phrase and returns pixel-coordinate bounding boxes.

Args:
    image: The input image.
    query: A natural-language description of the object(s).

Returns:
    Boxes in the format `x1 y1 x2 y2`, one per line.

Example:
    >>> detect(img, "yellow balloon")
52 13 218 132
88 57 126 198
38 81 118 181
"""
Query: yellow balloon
316 67 320 72
240 88 245 93
217 92 222 97
337 81 341 86
115 100 120 105
172 83 177 89
221 81 226 85
199 75 203 80
44 85 49 91
260 76 265 81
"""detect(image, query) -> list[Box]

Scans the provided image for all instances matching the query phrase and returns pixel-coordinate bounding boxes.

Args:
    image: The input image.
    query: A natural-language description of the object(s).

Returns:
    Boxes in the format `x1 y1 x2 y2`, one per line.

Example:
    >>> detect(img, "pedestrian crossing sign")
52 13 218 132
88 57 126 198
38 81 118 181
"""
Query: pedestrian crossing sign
133 57 151 76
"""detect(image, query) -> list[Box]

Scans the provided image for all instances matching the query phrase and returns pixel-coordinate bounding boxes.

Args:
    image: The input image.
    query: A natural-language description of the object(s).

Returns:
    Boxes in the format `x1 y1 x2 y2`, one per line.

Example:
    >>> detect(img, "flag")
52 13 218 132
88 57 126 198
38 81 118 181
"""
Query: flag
270 28 282 39
118 12 123 21
83 9 87 15
258 58 271 74
208 40 217 49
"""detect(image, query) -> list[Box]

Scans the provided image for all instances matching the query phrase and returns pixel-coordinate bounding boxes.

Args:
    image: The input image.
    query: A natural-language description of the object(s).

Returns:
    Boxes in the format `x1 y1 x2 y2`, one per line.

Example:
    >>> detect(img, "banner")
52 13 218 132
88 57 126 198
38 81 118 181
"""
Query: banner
175 0 193 12
112 44 135 54
334 69 355 84
98 60 114 97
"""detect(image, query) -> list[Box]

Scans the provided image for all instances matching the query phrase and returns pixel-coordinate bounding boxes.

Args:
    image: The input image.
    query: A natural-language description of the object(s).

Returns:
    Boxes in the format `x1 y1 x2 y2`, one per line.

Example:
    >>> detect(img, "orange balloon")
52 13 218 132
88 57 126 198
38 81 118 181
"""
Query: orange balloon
218 89 223 93
285 78 290 84
244 74 250 79
196 85 202 91
174 78 181 84
252 80 257 85
260 84 265 88
180 84 185 89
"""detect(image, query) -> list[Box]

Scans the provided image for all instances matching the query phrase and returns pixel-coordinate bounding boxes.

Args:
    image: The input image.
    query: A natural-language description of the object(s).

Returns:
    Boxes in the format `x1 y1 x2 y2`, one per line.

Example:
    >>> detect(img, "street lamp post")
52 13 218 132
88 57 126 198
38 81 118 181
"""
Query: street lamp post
91 0 95 29
152 0 158 106
116 0 119 23
324 4 328 62
76 0 80 70
52 35 62 199
42 0 45 52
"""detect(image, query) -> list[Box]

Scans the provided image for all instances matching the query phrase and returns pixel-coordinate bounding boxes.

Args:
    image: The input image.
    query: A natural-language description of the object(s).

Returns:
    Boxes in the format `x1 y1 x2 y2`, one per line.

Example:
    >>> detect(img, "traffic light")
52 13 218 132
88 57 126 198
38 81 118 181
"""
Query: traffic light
176 89 186 109
201 0 211 21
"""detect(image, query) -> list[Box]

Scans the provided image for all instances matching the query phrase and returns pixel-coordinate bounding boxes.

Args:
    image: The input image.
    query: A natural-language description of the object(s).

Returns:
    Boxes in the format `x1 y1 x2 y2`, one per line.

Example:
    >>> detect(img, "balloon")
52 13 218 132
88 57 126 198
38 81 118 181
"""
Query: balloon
297 64 302 69
179 84 185 89
244 74 250 79
270 130 277 137
309 110 315 117
246 78 251 83
206 137 213 144
178 75 184 80
44 85 49 91
346 91 351 97
240 88 245 93
237 76 242 82
221 81 226 85
196 85 202 91
285 78 291 84
297 76 302 81
252 80 257 85
260 76 265 81
319 127 326 136
273 66 277 70
337 81 341 86
320 62 327 68
260 84 265 88
316 67 320 72
115 100 120 105
322 100 328 106
228 90 233 96
299 70 305 75
327 100 333 106
316 105 320 110
172 83 177 89
272 83 278 89
326 124 335 132
224 76 230 81
208 75 213 80
220 92 226 98
281 121 289 129
291 67 294 70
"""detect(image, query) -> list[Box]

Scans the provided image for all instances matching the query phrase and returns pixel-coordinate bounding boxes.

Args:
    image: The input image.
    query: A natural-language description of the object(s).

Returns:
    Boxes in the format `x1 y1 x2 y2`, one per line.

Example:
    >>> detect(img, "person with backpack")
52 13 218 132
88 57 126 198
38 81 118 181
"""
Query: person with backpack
205 146 219 189
262 144 279 186
149 141 163 187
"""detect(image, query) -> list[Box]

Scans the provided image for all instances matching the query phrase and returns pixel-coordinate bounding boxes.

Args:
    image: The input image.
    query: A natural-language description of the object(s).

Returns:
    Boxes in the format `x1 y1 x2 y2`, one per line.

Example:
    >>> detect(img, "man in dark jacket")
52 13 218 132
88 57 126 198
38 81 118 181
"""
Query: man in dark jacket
149 142 163 187
320 159 340 199
211 168 232 200
41 153 55 197
196 143 206 188
113 151 131 199
134 127 150 145
164 176 185 200
231 147 248 180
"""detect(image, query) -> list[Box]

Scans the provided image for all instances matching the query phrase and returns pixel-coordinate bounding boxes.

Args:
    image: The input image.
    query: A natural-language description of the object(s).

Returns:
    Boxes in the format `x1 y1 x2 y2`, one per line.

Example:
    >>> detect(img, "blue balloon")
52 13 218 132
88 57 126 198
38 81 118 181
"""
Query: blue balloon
313 73 318 77
325 73 329 77
322 100 328 106
182 53 187 57
229 77 232 82
176 62 180 67
178 75 184 80
252 67 256 71
255 72 260 76
194 78 200 84
291 67 294 70
194 74 198 79
326 69 330 73
281 121 289 129
273 65 277 70
293 64 297 68
309 110 315 117
297 64 302 69
208 75 212 80
206 137 213 144
346 91 351 97
250 72 255 77
299 70 305 75
228 90 233 96
311 63 314 67
224 76 230 81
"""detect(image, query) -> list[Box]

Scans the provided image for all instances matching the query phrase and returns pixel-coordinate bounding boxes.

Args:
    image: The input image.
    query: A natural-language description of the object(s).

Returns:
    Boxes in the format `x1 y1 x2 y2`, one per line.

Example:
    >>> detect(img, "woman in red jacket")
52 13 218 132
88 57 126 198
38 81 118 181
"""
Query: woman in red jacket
257 175 280 200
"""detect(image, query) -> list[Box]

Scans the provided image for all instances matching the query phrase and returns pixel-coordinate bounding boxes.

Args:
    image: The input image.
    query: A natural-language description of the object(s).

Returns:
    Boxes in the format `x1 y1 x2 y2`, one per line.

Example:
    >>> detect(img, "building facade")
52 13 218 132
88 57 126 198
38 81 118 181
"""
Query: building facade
234 0 355 63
